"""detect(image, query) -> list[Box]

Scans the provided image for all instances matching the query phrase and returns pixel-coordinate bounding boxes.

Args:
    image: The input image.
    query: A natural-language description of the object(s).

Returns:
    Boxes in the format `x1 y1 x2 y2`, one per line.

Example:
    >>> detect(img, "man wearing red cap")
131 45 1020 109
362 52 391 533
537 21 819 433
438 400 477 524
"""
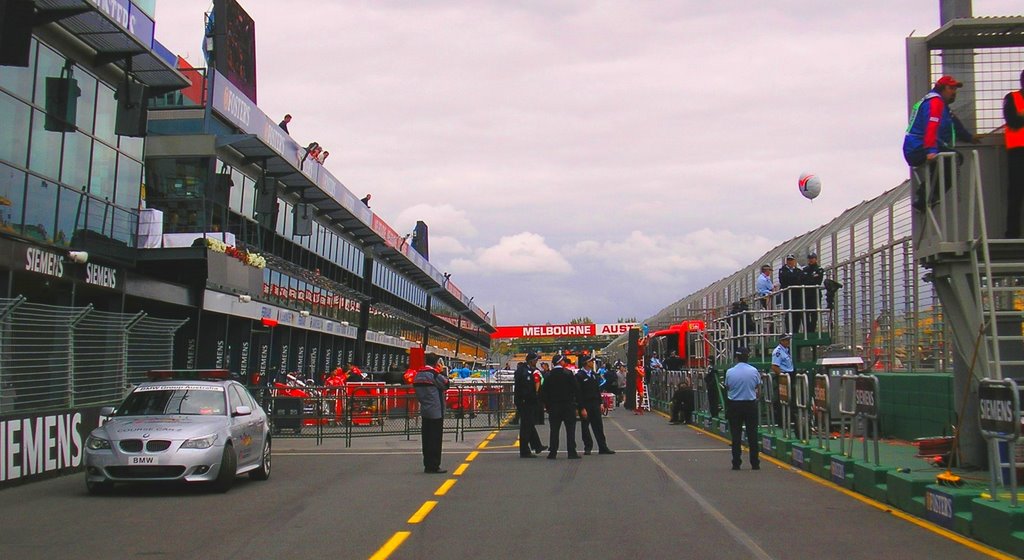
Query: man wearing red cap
1003 69 1024 238
903 75 976 209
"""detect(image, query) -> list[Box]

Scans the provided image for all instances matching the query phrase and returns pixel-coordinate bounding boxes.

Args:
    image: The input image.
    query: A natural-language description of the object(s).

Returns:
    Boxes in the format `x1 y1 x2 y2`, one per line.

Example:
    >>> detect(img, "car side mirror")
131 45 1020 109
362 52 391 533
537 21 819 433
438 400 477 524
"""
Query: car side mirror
100 406 116 416
232 405 252 417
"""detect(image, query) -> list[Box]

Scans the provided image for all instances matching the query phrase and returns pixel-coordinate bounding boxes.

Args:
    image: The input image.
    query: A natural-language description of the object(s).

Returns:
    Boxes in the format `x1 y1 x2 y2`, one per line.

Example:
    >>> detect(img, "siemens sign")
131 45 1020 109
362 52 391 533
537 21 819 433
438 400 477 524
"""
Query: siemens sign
0 407 103 489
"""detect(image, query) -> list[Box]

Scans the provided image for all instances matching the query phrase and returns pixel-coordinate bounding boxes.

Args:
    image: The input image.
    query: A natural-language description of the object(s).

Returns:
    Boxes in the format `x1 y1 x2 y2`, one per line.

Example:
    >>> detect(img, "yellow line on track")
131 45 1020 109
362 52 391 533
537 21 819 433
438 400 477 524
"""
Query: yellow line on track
368 531 410 560
477 440 489 449
407 501 437 524
486 432 496 440
691 423 1014 560
466 451 479 462
453 463 469 476
434 478 457 496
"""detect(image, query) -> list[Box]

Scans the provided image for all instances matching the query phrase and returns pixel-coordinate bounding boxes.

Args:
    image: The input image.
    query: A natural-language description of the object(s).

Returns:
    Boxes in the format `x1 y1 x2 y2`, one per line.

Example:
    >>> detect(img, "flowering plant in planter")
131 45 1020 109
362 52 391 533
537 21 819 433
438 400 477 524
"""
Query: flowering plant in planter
205 237 267 269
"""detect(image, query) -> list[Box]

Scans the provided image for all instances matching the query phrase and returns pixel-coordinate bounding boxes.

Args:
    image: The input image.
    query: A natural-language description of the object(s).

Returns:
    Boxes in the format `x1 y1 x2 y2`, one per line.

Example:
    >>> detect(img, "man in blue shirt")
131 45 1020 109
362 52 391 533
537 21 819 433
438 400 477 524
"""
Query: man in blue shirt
771 333 795 431
725 347 761 470
755 264 773 309
771 333 794 376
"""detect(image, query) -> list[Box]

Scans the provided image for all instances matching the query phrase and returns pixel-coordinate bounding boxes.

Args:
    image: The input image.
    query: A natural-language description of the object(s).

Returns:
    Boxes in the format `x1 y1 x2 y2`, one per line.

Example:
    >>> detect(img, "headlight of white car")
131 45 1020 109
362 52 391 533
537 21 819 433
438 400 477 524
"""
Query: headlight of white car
180 434 219 449
86 435 111 450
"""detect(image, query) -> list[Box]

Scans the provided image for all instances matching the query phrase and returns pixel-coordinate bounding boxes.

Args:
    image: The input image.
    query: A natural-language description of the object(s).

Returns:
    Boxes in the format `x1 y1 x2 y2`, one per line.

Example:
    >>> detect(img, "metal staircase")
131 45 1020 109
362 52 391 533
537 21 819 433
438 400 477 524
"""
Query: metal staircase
916 150 1024 384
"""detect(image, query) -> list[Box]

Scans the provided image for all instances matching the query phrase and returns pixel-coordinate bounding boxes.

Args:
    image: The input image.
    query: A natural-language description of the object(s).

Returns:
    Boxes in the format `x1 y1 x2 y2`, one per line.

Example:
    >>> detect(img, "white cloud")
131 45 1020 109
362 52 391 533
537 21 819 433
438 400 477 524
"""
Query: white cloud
450 232 571 275
570 229 775 285
393 203 478 239
428 235 471 256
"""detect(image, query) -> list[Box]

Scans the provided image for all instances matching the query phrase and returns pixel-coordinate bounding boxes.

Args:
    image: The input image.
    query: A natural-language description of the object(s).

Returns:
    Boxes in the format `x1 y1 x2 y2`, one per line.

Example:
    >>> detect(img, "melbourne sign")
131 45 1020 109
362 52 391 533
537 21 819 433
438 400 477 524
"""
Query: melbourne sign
491 323 639 339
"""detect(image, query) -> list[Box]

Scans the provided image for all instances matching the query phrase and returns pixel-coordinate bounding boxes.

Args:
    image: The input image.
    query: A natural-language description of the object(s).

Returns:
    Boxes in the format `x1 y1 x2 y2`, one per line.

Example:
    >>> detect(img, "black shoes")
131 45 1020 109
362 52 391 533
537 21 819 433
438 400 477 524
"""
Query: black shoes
547 453 557 460
567 454 582 460
598 449 616 455
425 468 447 474
583 450 592 455
732 465 740 471
534 445 548 454
752 464 761 470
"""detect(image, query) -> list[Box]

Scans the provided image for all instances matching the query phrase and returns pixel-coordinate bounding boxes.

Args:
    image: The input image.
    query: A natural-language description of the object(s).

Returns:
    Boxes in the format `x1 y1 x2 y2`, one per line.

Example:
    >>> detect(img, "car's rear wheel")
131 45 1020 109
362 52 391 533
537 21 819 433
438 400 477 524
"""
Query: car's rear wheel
86 478 113 495
212 444 236 493
249 438 271 481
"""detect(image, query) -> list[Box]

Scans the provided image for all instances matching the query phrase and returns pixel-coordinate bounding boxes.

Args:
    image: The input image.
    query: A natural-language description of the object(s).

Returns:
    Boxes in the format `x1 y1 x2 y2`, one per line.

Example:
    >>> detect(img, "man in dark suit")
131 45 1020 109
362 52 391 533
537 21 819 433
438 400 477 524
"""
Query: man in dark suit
514 353 546 458
779 254 804 334
543 354 582 459
802 252 825 334
575 355 615 455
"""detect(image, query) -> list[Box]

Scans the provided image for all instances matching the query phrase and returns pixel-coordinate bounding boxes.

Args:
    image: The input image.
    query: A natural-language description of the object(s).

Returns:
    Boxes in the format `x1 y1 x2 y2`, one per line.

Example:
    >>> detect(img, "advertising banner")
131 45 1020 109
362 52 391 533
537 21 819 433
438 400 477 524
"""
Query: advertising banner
491 323 639 339
925 488 956 529
978 382 1020 436
0 406 105 489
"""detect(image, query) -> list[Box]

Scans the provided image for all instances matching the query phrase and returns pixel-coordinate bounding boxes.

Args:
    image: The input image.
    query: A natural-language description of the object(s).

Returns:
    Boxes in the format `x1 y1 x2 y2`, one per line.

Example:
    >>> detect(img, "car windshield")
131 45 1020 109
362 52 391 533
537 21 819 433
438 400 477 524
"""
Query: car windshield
116 387 227 416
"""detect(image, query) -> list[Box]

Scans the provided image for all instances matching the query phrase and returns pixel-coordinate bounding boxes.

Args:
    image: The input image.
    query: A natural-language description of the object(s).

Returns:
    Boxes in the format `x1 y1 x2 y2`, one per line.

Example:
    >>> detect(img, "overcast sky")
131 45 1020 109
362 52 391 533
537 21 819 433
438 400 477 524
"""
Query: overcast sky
156 0 1019 325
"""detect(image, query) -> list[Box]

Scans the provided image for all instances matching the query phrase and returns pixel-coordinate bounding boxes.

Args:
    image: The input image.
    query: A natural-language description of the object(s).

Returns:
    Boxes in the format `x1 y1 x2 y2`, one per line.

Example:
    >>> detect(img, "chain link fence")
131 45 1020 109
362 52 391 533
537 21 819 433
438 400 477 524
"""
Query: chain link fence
0 297 187 415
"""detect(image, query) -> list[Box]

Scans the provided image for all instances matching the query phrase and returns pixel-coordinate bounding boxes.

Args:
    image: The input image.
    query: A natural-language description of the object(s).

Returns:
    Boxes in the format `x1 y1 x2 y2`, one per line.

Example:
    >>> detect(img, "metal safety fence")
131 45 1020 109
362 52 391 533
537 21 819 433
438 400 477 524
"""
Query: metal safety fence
250 382 517 446
0 297 187 415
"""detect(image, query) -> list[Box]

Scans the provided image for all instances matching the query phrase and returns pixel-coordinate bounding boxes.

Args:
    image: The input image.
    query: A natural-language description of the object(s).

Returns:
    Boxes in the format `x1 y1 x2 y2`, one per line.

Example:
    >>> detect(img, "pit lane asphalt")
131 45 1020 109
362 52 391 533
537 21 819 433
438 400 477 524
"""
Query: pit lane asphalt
0 411 1005 560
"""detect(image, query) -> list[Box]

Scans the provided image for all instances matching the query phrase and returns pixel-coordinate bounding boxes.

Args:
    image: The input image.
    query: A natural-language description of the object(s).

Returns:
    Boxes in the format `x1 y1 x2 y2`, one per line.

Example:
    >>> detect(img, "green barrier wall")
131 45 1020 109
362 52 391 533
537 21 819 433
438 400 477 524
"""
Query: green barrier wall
874 372 955 440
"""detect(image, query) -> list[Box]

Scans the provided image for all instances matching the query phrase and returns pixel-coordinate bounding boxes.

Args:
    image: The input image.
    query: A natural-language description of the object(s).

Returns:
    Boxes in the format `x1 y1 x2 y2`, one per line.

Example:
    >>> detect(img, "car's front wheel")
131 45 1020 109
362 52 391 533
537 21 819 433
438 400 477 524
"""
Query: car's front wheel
86 478 113 495
249 438 271 481
212 444 236 493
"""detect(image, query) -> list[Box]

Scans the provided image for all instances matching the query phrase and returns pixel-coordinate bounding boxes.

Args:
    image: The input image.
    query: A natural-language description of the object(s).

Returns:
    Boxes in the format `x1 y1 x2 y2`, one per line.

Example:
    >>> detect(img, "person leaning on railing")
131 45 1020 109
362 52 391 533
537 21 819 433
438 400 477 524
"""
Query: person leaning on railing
756 264 773 310
903 75 976 211
801 252 824 334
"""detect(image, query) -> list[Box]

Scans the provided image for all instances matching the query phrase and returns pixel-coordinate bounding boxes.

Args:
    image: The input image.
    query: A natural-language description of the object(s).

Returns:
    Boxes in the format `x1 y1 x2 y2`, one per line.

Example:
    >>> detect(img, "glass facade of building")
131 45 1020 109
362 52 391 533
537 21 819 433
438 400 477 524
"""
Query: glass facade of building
0 38 144 249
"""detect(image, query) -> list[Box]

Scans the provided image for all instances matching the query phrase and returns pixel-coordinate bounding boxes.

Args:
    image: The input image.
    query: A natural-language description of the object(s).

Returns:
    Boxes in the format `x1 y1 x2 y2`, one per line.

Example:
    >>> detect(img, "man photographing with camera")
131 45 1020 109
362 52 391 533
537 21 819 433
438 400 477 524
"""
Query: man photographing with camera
414 353 450 473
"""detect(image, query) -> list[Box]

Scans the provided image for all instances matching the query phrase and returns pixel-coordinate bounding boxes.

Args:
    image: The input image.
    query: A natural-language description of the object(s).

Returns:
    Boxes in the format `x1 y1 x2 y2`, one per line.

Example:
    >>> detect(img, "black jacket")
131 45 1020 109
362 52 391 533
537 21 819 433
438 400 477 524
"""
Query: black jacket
513 363 539 406
802 264 824 308
574 369 603 407
778 265 803 306
542 366 579 407
663 356 685 371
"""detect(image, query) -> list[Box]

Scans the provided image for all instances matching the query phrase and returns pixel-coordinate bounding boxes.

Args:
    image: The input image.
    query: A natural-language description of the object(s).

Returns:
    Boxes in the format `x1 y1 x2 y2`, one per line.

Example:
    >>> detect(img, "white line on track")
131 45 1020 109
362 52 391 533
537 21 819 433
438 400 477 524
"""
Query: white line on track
611 419 774 560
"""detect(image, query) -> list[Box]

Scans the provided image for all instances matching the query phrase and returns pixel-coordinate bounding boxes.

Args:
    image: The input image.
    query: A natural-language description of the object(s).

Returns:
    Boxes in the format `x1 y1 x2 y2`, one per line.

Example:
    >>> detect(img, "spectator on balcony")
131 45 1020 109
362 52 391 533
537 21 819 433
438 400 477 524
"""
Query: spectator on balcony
361 194 372 207
1004 69 1024 238
778 255 803 334
802 252 824 334
278 114 292 133
756 264 773 309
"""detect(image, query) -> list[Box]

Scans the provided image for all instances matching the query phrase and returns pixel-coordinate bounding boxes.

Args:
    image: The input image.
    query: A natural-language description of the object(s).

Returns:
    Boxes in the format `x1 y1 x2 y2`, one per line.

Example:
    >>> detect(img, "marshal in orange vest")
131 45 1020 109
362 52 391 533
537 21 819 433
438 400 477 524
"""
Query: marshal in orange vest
1007 90 1024 150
